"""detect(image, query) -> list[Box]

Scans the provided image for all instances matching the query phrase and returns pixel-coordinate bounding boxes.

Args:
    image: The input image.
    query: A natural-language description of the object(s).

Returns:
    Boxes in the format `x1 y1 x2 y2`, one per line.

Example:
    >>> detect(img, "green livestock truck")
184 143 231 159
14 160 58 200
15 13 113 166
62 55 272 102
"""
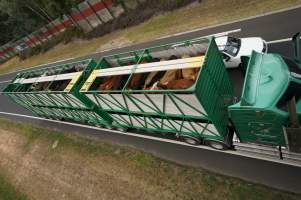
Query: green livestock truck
2 34 301 152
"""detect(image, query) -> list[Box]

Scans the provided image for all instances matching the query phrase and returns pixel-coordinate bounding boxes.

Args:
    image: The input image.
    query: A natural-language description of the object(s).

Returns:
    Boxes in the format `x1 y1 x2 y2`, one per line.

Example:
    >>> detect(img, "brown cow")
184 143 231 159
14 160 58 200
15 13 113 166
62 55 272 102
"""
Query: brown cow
143 71 166 90
127 73 144 90
181 68 200 81
165 79 195 89
98 75 123 91
158 70 182 86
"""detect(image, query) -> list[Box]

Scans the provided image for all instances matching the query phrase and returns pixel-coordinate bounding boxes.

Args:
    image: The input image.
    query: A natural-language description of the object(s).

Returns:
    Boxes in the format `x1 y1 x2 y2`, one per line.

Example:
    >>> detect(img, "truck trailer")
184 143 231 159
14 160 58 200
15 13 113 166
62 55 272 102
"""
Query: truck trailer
2 34 301 152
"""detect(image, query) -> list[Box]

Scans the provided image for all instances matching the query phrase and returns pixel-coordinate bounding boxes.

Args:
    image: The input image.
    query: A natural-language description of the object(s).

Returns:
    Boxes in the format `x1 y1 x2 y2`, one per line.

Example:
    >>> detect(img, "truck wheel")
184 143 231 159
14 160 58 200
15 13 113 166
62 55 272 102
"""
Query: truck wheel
205 140 229 150
116 127 128 132
181 136 200 145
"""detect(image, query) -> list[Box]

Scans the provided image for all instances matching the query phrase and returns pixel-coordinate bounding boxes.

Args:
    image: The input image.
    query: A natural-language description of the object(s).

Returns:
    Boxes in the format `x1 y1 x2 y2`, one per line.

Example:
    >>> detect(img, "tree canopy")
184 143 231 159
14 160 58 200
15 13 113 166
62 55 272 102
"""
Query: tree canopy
0 0 82 45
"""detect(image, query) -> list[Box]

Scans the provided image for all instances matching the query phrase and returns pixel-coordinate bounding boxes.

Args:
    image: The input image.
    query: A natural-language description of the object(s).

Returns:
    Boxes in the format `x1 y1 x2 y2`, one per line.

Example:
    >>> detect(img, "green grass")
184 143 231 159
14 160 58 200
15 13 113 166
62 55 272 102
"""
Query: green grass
0 174 28 200
0 0 301 75
0 118 123 156
0 118 300 200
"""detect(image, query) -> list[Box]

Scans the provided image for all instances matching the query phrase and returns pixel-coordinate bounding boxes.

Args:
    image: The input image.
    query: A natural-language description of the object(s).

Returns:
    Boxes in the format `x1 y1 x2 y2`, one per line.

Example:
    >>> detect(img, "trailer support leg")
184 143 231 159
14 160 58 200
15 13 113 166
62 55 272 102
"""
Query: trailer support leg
279 146 283 160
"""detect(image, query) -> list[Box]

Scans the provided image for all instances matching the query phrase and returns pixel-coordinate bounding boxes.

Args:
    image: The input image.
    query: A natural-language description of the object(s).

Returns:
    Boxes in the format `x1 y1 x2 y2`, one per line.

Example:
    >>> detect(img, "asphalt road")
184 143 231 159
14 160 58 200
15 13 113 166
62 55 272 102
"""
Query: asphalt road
0 5 301 193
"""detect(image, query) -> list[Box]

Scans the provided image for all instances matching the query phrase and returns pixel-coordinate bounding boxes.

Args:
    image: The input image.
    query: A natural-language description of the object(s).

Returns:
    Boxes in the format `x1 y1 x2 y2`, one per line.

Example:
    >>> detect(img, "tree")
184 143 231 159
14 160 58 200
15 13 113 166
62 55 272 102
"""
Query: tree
0 0 82 45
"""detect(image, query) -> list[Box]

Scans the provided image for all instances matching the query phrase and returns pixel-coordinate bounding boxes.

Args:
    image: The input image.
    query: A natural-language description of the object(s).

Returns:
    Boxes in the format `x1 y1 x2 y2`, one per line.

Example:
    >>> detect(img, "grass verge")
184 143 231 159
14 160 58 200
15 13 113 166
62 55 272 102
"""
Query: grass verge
0 0 301 75
0 118 300 200
0 174 28 200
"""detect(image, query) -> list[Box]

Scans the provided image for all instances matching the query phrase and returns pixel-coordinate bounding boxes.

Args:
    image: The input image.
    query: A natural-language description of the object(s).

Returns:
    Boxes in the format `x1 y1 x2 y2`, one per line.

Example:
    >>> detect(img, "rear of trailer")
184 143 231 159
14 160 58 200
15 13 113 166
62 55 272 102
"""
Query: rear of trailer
2 59 113 126
80 37 235 147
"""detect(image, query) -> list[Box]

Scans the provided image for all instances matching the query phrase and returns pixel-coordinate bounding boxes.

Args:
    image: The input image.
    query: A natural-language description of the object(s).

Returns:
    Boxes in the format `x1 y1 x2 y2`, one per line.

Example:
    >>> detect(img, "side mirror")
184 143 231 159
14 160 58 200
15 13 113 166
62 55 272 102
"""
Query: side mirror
222 53 231 62
292 32 300 63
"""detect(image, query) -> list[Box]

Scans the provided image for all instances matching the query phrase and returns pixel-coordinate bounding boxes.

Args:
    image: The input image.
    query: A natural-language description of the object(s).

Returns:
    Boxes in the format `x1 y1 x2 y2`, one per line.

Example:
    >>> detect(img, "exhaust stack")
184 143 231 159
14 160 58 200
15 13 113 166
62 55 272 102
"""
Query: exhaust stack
292 32 300 63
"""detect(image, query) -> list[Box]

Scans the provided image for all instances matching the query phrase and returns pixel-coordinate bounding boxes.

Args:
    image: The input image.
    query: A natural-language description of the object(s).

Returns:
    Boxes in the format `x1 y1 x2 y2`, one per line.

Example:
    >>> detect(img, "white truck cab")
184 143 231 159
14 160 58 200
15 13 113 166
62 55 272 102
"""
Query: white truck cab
215 36 268 68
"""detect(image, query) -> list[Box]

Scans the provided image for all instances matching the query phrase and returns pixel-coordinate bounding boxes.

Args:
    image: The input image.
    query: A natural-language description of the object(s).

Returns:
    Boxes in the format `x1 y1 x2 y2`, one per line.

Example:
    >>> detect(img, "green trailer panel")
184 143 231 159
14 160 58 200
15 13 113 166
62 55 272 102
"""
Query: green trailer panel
81 37 234 143
2 59 113 126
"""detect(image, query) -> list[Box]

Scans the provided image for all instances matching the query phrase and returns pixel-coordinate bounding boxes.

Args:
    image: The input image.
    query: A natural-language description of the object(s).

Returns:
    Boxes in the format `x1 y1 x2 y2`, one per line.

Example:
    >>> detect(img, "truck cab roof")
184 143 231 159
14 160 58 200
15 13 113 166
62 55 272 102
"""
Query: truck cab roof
240 52 290 109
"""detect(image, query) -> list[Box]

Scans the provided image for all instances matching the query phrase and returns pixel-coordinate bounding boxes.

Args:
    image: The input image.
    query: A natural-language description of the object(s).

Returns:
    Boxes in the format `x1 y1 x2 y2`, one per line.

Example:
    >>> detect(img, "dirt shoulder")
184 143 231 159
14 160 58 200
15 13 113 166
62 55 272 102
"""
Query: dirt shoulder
0 0 301 74
0 118 300 200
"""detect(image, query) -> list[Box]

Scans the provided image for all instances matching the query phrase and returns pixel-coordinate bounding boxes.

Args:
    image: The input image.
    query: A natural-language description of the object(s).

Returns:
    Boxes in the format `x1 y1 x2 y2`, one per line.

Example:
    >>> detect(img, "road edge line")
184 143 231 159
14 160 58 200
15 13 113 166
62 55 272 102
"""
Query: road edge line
0 111 300 168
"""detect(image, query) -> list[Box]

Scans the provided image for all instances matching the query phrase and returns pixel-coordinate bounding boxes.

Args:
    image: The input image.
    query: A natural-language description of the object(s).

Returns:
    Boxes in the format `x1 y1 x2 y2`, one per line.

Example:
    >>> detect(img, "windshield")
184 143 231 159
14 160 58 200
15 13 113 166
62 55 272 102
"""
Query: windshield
277 81 301 112
224 37 241 57
283 57 301 78
276 58 301 112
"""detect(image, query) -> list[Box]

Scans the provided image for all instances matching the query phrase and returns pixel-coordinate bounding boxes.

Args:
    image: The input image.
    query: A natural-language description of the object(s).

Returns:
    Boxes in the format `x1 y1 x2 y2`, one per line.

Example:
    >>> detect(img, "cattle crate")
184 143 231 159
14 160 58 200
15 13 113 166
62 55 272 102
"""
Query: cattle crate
2 59 113 127
80 37 235 145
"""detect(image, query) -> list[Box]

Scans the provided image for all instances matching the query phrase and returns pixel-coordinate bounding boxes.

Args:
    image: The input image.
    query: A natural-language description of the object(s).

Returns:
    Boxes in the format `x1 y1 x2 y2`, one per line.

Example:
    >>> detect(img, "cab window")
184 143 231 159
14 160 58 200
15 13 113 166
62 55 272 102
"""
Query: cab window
224 37 241 57
277 58 301 111
277 81 301 112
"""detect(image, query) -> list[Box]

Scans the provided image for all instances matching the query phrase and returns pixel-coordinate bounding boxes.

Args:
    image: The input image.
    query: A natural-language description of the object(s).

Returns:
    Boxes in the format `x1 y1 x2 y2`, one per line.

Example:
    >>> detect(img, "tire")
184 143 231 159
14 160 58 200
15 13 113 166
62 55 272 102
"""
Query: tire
116 127 128 132
205 140 229 150
181 136 200 145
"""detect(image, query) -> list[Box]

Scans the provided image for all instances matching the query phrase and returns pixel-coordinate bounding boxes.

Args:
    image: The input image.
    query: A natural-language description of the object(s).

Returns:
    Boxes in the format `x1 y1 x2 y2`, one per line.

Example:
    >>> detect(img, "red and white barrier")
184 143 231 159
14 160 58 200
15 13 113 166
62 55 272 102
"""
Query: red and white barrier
0 54 4 62
0 47 5 61
0 0 138 62
53 19 65 33
23 37 35 48
24 36 34 48
0 46 8 59
79 1 103 28
48 22 60 36
71 7 93 33
89 0 114 22
103 0 124 18
62 15 74 28
29 33 42 46
32 31 45 45
3 44 15 57
38 28 46 42
0 44 15 61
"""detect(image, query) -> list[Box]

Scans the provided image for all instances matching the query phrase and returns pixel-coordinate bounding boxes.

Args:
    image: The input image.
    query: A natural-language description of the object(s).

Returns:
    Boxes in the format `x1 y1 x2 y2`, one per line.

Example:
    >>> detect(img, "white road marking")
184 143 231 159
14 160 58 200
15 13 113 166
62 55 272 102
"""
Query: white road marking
0 80 11 84
0 111 300 167
159 4 301 39
212 29 242 38
159 28 242 39
267 36 301 44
